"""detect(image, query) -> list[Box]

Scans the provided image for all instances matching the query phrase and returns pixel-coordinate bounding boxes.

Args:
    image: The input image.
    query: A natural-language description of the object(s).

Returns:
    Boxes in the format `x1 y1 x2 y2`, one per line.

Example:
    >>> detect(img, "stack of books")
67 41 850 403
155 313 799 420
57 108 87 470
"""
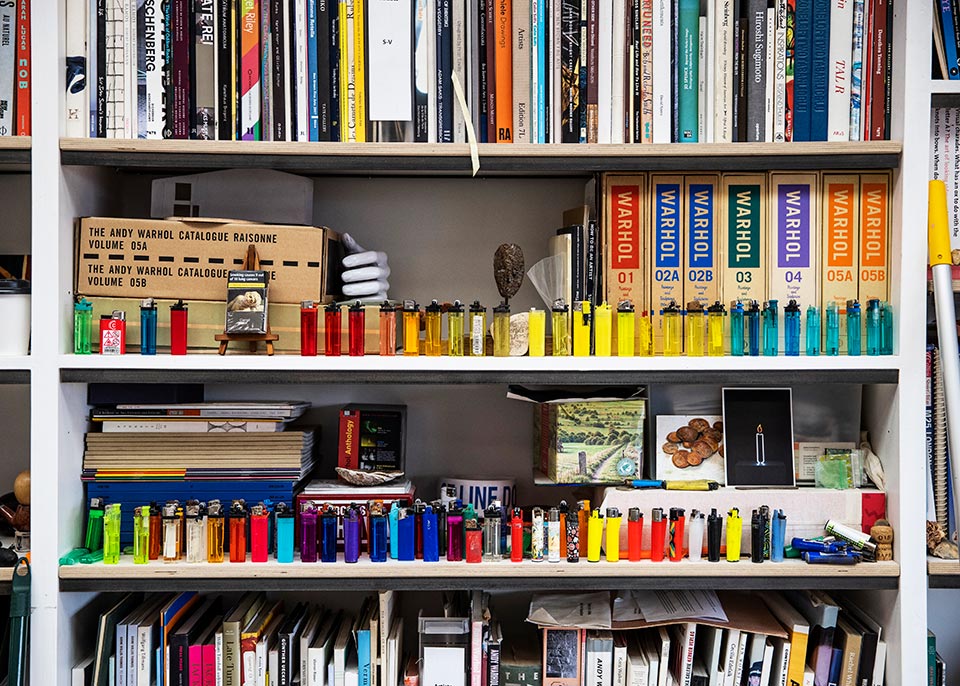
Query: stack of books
83 401 313 544
62 0 890 143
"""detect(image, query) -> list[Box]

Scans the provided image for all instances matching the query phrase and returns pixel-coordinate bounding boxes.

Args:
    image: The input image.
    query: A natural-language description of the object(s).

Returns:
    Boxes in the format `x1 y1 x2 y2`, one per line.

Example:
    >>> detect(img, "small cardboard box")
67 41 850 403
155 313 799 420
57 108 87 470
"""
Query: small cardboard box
75 216 343 304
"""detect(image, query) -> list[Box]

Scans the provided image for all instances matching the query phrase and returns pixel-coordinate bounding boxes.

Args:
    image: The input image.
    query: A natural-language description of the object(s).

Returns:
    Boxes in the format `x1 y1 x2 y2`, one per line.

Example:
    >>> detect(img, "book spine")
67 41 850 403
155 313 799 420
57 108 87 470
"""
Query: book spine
343 0 355 141
703 0 712 142
585 0 597 142
477 0 488 141
329 0 340 139
714 0 732 141
193 0 216 138
127 0 139 136
604 175 646 344
530 0 540 143
676 0 697 141
215 0 231 138
650 174 683 353
684 175 720 310
485 0 497 141
317 0 332 139
734 12 746 141
650 0 668 141
791 0 810 140
868 0 885 140
97 0 106 136
452 0 466 142
764 5 773 141
512 0 529 142
259 0 271 140
881 0 890 138
826 0 852 140
171 0 189 137
697 7 705 141
609 0 624 143
940 0 959 79
203 643 216 686
270 0 285 139
65 0 87 137
820 174 859 353
15 0 28 135
469 0 481 143
639 0 653 142
857 172 890 304
353 0 367 141
493 0 512 140
296 0 310 140
413 0 429 141
308 0 319 139
720 173 766 305
537 0 546 142
283 0 295 137
578 0 586 141
773 0 786 141
560 0 578 141
215 632 224 686
809 0 829 140
437 0 452 141
783 0 793 139
279 633 290 686
189 645 204 686
745 0 764 142
239 0 260 139
551 0 562 140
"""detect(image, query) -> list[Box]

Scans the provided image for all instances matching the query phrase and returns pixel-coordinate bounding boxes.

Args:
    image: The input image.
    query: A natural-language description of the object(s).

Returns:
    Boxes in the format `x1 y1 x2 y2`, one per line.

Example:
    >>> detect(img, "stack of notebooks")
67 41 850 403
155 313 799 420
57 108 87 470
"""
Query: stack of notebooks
83 401 314 545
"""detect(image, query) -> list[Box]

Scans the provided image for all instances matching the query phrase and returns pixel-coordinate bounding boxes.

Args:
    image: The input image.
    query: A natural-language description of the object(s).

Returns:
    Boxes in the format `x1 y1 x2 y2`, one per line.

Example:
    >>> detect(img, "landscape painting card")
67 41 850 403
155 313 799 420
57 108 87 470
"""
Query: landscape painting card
722 388 795 487
655 415 725 484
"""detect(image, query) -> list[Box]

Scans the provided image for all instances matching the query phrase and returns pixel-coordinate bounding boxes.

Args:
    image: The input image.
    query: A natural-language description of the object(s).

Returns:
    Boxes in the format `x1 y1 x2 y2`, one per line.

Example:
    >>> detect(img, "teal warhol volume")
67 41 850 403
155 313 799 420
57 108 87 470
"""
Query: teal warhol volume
677 0 700 142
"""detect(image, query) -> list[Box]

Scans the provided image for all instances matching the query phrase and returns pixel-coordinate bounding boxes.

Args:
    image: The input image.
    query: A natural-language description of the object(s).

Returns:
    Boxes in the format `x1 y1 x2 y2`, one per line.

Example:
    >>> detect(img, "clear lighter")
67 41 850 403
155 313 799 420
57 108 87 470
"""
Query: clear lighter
301 300 318 356
379 301 397 355
551 300 570 356
228 499 247 563
617 301 635 357
806 305 821 356
425 300 442 356
103 503 121 565
638 311 653 356
880 302 894 355
140 298 157 355
185 501 207 564
687 510 704 562
784 300 800 356
493 303 511 357
706 302 725 356
661 301 682 356
825 302 840 356
594 303 612 356
206 500 224 563
483 504 502 561
324 302 342 356
448 300 465 356
865 299 881 356
846 299 861 356
685 301 704 356
468 301 487 356
729 301 744 356
762 300 778 356
348 301 365 356
402 300 420 356
746 300 761 356
133 505 150 564
74 297 93 354
528 308 546 356
161 502 181 563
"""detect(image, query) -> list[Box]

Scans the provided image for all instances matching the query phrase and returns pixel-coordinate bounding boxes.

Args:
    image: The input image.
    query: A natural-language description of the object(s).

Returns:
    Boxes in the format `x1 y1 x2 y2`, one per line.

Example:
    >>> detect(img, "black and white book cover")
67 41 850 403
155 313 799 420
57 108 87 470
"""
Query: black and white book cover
722 387 795 487
225 270 268 333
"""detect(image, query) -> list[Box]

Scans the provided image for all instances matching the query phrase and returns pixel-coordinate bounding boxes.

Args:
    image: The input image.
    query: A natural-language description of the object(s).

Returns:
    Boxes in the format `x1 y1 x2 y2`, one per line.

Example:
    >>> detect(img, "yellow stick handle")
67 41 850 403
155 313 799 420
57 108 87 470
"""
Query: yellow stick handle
930 180 953 267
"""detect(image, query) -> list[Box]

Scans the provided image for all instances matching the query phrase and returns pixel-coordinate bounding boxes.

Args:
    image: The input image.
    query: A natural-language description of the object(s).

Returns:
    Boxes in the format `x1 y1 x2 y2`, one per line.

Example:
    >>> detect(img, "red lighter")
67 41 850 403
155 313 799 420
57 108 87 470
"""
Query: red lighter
669 508 685 562
170 300 188 355
99 311 126 355
229 500 247 563
627 508 643 562
250 504 269 563
510 508 524 562
325 302 342 356
348 301 365 356
301 301 318 356
465 520 482 563
650 508 666 562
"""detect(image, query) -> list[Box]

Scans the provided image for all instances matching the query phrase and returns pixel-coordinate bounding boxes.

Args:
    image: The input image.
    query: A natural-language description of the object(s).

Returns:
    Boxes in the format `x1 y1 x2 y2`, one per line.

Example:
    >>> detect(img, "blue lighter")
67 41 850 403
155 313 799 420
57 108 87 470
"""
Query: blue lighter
846 300 861 356
398 508 416 561
140 298 157 355
784 300 800 356
275 502 294 563
770 510 786 563
389 502 400 559
344 506 361 563
730 300 745 356
422 505 439 562
746 300 761 356
762 300 778 356
369 501 388 562
320 506 338 563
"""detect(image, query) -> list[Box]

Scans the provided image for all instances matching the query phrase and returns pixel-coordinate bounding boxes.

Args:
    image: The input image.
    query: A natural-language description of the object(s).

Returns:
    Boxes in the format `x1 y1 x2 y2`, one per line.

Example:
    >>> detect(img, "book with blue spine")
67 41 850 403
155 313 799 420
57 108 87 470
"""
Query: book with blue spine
809 0 830 141
650 174 684 353
536 0 546 143
683 175 720 311
791 0 811 141
940 0 960 79
354 600 374 686
677 0 698 141
308 0 320 140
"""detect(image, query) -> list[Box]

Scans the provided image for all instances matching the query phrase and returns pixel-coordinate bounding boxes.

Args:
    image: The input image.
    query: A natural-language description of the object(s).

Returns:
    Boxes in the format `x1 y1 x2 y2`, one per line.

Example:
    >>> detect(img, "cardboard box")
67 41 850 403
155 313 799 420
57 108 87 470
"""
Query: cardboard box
87 297 385 353
76 216 343 303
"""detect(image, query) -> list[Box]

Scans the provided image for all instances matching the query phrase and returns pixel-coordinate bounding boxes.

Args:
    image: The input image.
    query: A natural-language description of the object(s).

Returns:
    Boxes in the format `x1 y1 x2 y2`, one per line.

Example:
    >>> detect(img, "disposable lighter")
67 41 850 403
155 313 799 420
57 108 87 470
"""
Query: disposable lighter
169 300 188 355
344 506 361 563
435 501 448 557
320 507 338 563
140 298 157 355
275 502 294 563
510 508 524 562
784 300 800 356
770 510 786 562
866 299 881 356
185 500 207 564
422 505 440 562
446 504 464 562
587 509 604 563
531 508 545 561
398 507 416 561
650 508 666 562
325 302 343 356
880 302 894 355
250 503 269 563
661 301 682 356
806 305 821 356
685 301 704 356
133 505 150 564
706 509 721 562
547 508 561 562
103 503 121 565
469 301 487 356
465 518 482 563
99 311 126 355
729 300 744 356
706 302 725 356
74 297 93 354
300 300 318 356
493 303 511 357
86 498 105 553
425 300 442 356
228 500 247 563
594 303 612 356
617 301 635 357
687 510 704 562
762 300 778 356
846 300 861 356
414 500 426 559
668 508 685 561
149 503 162 561
483 504 502 561
379 301 397 355
389 502 400 559
551 300 570 356
627 508 643 562
726 508 742 562
348 301 366 356
206 500 224 563
637 311 653 356
750 510 764 563
566 511 580 562
573 302 591 356
825 302 840 356
605 508 622 562
578 500 591 558
746 300 761 356
529 308 546 356
162 502 182 563
448 301 465 356
369 502 388 562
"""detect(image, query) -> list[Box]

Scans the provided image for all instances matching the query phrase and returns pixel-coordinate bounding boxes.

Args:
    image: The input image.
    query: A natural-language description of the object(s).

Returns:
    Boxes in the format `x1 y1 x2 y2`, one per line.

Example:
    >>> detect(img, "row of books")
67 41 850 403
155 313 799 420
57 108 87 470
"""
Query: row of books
60 0 892 143
599 171 891 352
929 630 947 686
83 401 314 545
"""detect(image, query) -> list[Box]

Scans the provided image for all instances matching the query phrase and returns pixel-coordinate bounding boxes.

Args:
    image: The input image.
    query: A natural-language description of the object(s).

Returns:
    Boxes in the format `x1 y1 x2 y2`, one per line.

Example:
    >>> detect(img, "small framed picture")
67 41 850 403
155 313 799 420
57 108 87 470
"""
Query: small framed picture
722 388 795 488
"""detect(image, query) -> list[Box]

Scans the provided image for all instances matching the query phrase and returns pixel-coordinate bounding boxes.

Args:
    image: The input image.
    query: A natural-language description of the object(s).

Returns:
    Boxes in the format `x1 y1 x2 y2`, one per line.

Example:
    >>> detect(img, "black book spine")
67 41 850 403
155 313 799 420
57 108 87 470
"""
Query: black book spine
215 0 231 138
736 14 747 142
438 0 453 141
188 0 198 138
287 0 298 137
477 0 488 142
631 0 639 142
317 0 332 139
278 632 290 686
329 3 340 140
271 0 287 140
170 634 189 686
745 0 766 142
570 224 583 303
586 218 598 354
560 0 579 142
96 0 106 137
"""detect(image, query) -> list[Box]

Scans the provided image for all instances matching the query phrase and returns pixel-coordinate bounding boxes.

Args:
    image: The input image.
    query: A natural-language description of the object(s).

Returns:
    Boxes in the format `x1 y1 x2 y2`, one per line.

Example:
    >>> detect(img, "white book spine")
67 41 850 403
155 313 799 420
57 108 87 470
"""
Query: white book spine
512 0 530 143
126 0 137 136
426 0 437 142
268 648 279 686
597 0 613 142
732 633 749 686
368 0 415 120
651 0 669 142
256 640 267 686
104 0 121 137
704 0 714 142
764 6 773 141
453 0 466 142
870 641 885 686
827 0 853 140
848 0 864 140
65 0 88 137
610 0 625 142
216 631 224 686
773 0 786 141
697 15 706 142
296 0 309 140
309 648 323 686
144 0 164 138
713 0 732 141
777 643 790 686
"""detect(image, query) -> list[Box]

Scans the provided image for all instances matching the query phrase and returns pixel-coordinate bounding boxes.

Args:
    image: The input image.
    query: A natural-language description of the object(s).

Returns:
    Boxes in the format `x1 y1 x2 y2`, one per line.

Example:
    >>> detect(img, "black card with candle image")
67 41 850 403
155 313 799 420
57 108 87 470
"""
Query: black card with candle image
722 388 796 487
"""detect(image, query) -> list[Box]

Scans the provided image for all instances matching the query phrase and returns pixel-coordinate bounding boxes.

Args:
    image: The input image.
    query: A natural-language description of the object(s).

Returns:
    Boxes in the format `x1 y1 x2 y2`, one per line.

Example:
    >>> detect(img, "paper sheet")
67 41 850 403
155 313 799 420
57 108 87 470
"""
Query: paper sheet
612 590 728 624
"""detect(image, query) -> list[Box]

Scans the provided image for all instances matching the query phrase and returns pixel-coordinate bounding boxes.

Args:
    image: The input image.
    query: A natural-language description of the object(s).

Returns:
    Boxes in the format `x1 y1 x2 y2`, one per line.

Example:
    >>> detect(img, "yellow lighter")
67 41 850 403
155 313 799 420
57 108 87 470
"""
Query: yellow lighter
573 301 591 356
551 301 570 356
661 300 682 356
448 300 465 356
685 301 705 356
726 508 742 562
617 301 635 357
424 300 443 356
587 508 604 562
493 303 511 357
402 300 421 356
706 301 726 356
528 308 546 356
605 507 622 562
594 303 612 356
638 311 653 356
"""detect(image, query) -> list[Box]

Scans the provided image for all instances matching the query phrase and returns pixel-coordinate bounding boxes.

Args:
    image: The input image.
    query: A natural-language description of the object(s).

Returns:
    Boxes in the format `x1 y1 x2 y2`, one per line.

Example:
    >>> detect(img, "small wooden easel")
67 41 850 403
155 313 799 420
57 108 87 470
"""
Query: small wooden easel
215 244 279 356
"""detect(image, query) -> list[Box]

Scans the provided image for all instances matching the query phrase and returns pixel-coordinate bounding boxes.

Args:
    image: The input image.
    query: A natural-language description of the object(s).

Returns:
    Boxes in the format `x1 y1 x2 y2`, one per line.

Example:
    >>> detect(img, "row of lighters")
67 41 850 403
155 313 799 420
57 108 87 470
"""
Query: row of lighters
73 297 894 356
71 498 876 566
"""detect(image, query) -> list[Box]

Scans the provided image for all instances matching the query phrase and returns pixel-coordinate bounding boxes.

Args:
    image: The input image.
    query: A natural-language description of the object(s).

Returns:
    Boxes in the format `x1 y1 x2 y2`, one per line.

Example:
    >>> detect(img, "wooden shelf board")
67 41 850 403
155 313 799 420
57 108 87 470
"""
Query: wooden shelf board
0 136 30 171
59 138 901 175
58 353 900 385
928 557 960 587
59 558 899 592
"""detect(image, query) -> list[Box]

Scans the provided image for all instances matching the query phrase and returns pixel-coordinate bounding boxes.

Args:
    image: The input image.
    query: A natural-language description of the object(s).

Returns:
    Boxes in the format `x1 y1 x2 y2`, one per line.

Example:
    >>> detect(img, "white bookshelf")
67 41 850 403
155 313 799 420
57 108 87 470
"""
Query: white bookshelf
24 2 935 685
